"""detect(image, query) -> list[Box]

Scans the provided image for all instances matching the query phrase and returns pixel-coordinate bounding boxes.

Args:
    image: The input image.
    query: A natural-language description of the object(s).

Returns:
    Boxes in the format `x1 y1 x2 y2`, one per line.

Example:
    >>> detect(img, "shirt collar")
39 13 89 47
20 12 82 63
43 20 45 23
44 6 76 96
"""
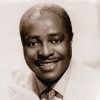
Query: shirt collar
35 63 72 96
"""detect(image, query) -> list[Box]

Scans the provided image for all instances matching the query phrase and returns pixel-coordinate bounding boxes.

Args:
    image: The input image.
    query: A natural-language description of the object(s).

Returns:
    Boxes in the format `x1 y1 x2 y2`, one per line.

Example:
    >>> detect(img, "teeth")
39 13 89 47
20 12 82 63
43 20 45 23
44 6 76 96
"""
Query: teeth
39 63 55 71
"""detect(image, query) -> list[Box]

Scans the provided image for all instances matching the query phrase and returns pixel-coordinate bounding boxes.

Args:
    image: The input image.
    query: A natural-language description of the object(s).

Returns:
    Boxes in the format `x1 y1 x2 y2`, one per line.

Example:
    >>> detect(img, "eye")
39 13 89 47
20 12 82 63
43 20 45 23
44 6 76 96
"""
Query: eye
49 38 64 44
24 39 41 47
30 40 40 46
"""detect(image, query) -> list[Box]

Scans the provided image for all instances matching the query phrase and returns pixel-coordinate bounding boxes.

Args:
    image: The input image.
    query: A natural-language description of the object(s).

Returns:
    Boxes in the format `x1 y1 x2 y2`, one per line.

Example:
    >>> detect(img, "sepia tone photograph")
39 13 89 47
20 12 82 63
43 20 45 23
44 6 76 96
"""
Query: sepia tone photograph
0 0 100 100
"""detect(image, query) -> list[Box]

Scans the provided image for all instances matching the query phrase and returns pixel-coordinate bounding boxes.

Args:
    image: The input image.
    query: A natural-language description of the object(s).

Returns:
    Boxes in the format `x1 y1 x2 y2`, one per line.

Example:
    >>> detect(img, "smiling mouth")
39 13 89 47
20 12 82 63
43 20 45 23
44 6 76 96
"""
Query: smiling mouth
35 58 60 72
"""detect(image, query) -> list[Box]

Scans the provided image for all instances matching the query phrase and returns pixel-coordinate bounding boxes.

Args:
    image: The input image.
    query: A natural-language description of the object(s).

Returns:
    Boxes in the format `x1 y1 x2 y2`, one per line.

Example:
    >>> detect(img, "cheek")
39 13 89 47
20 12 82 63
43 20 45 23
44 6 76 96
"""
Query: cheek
54 43 70 56
24 48 37 59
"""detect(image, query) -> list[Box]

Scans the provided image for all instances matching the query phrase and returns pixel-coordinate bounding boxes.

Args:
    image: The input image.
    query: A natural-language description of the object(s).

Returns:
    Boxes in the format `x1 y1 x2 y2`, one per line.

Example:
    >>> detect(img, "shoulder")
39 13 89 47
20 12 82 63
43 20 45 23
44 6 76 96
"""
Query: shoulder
8 69 39 100
64 59 100 100
8 84 39 100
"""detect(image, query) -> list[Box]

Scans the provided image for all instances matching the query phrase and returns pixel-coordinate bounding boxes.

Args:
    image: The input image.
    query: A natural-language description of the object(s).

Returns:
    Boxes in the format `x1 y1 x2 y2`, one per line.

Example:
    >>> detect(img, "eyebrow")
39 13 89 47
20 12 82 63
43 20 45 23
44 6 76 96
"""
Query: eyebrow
24 35 40 40
22 33 65 41
48 33 65 38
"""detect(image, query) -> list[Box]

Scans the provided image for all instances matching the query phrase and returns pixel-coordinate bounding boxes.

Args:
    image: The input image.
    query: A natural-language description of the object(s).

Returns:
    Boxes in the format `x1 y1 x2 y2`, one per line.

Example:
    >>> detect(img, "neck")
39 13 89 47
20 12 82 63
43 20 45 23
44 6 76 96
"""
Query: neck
36 75 63 88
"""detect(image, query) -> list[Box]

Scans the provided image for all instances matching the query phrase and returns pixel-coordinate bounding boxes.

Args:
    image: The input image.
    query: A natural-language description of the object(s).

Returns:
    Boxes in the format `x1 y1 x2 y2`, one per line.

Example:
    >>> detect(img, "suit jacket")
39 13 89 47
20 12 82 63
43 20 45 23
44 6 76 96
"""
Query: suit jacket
8 72 39 100
8 60 100 100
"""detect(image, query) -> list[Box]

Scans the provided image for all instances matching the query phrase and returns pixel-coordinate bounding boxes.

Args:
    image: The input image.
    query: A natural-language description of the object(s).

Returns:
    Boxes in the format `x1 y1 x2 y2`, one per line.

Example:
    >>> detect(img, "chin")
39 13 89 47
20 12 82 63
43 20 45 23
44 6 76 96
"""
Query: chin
39 73 62 82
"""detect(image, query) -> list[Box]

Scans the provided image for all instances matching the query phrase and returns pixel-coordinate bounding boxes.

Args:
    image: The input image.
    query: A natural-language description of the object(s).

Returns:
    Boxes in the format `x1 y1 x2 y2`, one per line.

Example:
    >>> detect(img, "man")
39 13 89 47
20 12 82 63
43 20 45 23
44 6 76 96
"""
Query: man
19 3 73 100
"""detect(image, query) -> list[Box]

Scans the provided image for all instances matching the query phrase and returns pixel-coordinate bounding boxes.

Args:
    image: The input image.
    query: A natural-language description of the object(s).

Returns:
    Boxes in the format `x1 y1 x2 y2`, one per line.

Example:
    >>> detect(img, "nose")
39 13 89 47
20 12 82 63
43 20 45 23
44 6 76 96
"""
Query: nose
38 42 54 58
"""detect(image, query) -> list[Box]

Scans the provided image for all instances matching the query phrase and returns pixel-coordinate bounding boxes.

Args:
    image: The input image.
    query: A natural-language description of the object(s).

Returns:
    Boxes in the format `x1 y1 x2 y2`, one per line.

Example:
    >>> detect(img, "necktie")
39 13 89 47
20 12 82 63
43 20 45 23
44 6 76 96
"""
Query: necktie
39 88 63 100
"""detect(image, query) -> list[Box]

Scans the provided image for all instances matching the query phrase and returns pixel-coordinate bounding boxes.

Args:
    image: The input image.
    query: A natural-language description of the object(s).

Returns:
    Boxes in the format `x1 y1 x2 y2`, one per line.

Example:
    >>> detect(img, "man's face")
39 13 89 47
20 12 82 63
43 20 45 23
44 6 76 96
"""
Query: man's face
22 13 71 82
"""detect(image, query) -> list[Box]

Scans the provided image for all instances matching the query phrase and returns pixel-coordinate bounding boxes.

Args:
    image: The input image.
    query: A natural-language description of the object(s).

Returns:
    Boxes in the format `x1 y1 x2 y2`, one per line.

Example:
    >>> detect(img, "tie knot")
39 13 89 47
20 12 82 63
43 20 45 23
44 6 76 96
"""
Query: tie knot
40 88 55 99
47 88 56 99
40 88 63 100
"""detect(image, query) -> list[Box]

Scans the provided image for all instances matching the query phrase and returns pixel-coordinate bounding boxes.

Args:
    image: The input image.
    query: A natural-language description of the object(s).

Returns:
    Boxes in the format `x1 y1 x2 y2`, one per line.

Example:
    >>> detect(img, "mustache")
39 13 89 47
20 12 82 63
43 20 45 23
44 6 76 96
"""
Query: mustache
34 58 61 66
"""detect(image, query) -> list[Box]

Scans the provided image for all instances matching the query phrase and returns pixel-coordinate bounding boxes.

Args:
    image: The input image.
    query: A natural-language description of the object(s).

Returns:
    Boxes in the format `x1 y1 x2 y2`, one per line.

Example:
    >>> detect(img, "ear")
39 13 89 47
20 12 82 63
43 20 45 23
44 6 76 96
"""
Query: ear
70 32 73 45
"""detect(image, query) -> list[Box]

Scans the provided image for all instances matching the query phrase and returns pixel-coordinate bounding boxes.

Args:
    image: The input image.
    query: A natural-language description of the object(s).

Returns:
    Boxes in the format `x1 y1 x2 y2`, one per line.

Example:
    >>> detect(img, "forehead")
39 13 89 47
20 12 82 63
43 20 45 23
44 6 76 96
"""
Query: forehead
22 13 66 36
24 12 63 26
